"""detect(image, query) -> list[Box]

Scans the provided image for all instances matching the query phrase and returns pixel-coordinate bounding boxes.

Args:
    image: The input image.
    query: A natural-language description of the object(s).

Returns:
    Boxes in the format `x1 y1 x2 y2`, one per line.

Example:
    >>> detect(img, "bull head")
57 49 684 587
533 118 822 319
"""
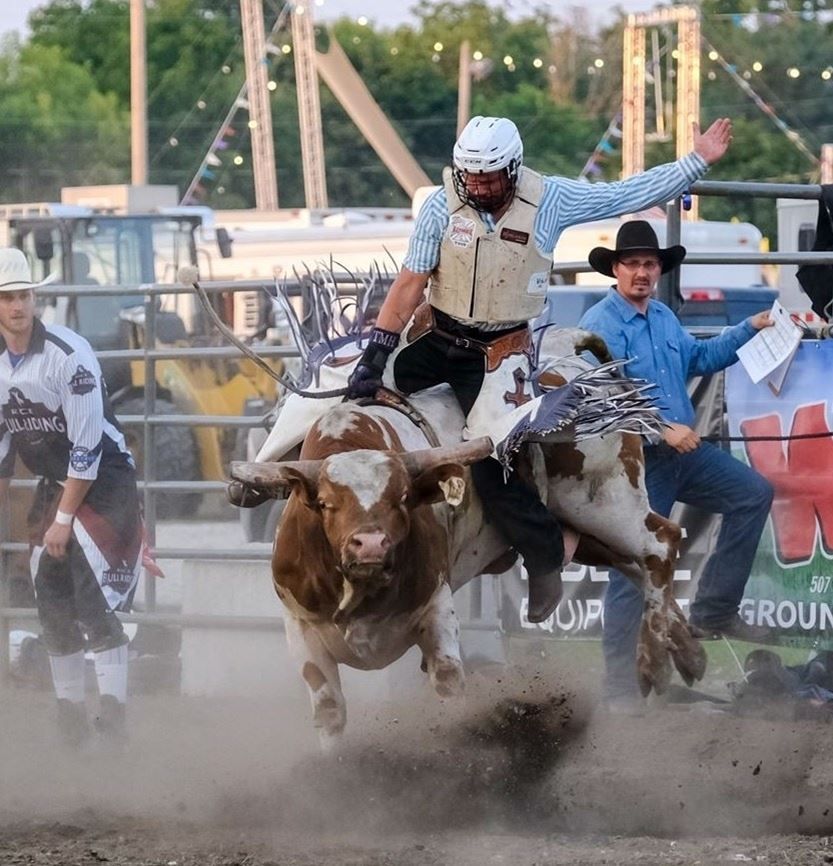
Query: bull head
230 437 492 506
231 438 492 618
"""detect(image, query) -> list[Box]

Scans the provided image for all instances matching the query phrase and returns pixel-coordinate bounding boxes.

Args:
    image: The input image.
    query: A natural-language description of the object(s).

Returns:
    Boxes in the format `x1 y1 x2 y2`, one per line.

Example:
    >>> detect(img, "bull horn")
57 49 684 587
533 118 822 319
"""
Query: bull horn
401 436 493 476
230 459 322 491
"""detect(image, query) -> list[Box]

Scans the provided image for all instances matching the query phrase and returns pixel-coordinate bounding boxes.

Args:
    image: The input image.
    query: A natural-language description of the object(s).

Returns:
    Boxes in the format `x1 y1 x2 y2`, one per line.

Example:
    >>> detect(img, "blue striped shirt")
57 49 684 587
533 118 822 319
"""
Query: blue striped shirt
579 288 755 427
403 153 709 274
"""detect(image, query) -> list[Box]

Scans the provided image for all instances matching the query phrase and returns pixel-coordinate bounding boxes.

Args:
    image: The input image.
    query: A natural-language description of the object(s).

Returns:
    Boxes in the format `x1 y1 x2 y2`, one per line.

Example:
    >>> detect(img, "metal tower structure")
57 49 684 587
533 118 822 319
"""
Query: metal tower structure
186 1 429 206
622 23 646 183
240 0 279 209
130 0 148 185
622 6 701 218
290 2 328 208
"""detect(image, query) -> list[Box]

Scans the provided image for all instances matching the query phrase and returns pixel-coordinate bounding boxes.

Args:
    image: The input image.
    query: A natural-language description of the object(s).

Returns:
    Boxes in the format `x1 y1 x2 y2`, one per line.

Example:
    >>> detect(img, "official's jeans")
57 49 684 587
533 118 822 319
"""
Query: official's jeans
603 441 774 700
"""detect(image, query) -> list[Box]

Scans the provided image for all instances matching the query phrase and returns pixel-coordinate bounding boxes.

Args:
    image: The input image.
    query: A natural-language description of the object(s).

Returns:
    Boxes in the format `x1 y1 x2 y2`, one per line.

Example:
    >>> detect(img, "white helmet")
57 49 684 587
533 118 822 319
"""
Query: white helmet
453 116 523 174
452 116 523 211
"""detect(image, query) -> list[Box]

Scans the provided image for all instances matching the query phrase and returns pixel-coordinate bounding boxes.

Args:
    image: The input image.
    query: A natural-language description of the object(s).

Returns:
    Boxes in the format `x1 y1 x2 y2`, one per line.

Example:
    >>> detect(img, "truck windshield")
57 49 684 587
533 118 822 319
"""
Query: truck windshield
70 216 195 286
67 217 196 344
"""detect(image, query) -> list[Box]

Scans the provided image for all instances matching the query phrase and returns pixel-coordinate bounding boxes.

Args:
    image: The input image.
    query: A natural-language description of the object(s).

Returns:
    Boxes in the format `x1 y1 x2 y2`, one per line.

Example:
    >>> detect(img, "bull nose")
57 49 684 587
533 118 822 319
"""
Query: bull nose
347 531 391 563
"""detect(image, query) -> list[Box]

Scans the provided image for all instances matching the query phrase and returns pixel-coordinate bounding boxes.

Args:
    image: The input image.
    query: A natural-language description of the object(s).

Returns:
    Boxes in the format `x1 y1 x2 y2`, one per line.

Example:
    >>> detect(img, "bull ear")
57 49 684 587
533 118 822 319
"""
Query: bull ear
278 467 319 509
410 463 466 508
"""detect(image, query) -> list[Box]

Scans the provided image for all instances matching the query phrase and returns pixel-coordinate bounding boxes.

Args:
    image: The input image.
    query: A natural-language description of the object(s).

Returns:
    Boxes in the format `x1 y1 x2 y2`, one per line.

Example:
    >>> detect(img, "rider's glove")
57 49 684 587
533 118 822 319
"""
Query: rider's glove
346 327 400 400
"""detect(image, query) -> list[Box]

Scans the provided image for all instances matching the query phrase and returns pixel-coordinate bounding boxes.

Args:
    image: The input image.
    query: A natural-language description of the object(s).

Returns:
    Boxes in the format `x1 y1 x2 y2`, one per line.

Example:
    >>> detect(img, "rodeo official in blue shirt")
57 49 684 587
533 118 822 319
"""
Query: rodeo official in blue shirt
0 248 144 747
579 221 776 712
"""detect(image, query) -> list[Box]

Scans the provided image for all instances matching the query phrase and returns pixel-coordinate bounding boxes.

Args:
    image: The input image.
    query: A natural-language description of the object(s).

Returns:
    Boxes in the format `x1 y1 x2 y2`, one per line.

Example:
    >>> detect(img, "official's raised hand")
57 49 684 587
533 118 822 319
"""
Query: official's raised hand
693 118 733 165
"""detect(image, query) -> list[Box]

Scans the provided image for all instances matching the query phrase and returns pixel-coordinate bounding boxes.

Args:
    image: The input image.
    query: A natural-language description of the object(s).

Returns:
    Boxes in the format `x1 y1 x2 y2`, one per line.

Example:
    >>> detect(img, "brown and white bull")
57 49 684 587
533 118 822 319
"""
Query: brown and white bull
232 332 706 746
233 405 498 748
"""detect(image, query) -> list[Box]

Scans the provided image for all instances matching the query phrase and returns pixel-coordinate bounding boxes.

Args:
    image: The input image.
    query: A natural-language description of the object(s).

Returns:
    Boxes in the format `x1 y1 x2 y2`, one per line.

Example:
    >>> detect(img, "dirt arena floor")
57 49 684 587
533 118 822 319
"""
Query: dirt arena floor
4 646 833 866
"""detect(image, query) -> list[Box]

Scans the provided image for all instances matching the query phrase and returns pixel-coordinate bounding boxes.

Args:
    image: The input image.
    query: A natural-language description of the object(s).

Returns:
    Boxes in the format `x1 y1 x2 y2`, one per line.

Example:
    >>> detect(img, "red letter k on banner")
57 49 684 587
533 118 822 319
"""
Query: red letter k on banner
742 403 833 564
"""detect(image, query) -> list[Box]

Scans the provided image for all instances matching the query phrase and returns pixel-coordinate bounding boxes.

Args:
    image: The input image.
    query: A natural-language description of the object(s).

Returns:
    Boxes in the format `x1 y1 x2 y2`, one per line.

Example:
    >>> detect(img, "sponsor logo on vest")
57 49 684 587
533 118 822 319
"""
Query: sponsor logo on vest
102 563 136 595
3 387 66 435
70 445 97 472
527 272 549 296
448 215 476 248
500 227 530 245
69 365 97 396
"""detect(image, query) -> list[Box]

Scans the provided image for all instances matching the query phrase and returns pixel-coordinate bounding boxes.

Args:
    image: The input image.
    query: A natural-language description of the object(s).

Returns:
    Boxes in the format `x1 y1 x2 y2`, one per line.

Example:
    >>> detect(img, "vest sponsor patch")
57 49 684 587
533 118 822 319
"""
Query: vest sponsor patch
500 227 530 245
448 215 476 248
527 272 549 295
69 364 97 396
70 445 97 472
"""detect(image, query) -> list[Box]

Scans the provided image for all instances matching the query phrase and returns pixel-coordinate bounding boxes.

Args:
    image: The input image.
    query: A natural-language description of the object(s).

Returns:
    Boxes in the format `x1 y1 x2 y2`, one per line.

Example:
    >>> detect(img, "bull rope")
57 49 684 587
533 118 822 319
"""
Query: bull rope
703 431 833 443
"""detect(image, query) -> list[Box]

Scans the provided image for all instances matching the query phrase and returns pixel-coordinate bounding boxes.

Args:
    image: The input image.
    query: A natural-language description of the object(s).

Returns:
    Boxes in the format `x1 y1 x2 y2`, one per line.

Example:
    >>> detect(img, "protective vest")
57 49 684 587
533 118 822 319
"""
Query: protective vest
428 166 551 325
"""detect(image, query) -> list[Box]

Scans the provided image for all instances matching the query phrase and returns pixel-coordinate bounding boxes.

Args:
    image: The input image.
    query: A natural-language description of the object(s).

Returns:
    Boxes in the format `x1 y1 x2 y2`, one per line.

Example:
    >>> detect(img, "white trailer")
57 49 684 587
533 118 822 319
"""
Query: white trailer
197 207 414 283
776 198 818 313
552 217 765 292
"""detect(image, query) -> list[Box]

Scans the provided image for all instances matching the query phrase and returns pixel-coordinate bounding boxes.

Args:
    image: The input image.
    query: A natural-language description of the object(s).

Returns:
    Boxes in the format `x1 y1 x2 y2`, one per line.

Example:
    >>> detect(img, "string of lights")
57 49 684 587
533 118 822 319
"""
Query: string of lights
180 3 293 204
579 112 623 181
156 3 830 200
702 37 820 166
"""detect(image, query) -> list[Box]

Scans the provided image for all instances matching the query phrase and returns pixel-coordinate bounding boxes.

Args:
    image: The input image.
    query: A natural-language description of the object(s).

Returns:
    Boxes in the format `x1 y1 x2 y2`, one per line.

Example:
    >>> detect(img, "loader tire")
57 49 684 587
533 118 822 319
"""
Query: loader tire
117 397 201 519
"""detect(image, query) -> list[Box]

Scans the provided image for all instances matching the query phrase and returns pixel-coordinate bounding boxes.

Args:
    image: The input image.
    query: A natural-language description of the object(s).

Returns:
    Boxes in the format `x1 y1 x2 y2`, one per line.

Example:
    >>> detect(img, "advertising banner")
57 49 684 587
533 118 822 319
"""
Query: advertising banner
725 340 833 648
500 342 833 648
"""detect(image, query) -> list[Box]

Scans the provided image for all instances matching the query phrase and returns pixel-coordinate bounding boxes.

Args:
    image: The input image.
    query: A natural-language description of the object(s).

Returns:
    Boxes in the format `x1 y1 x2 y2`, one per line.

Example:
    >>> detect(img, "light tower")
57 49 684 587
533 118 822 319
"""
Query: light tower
622 6 701 219
290 2 328 208
240 0 279 209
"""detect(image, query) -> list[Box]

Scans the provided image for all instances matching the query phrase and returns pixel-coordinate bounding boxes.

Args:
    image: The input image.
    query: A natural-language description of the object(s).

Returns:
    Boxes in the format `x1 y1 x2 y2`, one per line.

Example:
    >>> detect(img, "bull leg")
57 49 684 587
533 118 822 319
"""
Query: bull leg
574 533 675 697
416 583 465 698
597 528 678 697
667 596 707 686
635 571 673 697
284 616 347 750
637 514 704 695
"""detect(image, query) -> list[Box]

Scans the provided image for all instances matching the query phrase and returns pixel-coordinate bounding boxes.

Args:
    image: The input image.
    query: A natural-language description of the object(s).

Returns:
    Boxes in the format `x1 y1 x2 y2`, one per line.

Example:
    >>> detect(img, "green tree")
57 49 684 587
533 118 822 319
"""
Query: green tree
8 0 832 213
0 36 129 201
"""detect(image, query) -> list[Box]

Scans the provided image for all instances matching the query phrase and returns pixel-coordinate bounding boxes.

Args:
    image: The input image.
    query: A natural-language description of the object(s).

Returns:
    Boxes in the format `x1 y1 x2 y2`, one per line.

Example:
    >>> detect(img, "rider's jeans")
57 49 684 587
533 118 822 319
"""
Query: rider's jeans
393 329 565 577
603 441 773 701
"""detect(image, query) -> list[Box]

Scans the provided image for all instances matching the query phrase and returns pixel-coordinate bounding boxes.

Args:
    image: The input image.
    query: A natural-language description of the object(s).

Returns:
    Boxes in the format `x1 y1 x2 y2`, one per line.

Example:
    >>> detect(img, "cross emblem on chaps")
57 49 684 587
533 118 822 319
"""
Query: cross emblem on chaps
503 367 532 408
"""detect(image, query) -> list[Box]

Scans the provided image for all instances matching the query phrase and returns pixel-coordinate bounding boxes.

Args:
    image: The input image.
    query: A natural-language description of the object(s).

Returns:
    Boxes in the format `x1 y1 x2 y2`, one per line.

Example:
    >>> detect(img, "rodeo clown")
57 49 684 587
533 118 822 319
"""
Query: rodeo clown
0 248 146 748
346 114 734 623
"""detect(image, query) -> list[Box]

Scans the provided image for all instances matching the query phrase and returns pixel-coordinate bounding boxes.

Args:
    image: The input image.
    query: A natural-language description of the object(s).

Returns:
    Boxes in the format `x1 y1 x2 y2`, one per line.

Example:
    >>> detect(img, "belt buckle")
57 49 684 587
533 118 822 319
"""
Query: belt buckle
454 336 471 349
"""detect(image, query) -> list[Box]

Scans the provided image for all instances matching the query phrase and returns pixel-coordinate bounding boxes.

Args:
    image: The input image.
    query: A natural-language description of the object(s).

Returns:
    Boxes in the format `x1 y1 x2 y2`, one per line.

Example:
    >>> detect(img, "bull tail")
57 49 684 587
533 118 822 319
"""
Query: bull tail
572 329 613 365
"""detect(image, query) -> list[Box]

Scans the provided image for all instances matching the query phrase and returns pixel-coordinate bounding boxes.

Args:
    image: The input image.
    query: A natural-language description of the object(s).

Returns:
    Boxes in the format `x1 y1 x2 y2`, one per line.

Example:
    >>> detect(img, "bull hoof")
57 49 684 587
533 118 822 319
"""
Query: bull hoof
637 659 672 698
317 729 344 754
637 629 673 697
313 695 346 741
430 656 465 698
669 621 708 686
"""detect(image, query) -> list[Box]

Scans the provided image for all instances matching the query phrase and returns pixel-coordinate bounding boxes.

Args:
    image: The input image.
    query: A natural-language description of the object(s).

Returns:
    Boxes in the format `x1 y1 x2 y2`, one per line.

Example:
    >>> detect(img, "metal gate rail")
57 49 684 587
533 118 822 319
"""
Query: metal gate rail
1 181 830 682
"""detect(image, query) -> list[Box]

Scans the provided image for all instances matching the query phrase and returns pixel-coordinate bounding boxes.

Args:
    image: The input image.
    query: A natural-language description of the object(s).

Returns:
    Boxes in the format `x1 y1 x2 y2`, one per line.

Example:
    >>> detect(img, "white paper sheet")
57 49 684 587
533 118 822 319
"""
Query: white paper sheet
736 300 802 391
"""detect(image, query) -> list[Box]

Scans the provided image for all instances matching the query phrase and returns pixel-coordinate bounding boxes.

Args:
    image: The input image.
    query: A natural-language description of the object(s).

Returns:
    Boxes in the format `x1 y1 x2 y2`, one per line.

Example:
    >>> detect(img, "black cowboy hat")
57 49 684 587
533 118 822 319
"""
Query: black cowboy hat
588 220 686 278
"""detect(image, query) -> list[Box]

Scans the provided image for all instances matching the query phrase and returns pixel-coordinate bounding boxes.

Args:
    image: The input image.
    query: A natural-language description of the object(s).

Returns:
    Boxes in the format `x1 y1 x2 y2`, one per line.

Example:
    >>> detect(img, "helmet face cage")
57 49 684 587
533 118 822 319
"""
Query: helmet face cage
452 158 520 213
451 116 523 212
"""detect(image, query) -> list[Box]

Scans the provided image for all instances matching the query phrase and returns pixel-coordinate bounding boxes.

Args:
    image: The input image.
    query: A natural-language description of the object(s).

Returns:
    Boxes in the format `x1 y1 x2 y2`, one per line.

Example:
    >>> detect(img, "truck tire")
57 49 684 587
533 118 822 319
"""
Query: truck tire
117 397 201 519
